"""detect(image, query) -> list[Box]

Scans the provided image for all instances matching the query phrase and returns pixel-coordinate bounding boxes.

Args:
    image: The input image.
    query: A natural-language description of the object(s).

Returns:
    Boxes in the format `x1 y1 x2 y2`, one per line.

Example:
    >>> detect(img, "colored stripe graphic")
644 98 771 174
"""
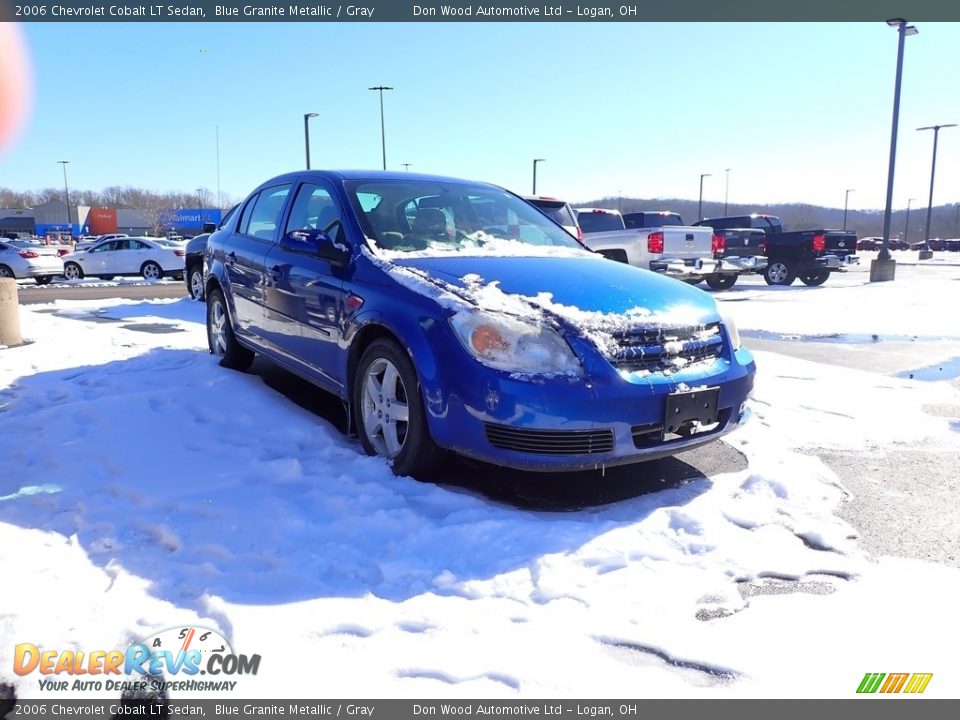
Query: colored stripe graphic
880 673 909 693
904 673 933 694
857 673 885 693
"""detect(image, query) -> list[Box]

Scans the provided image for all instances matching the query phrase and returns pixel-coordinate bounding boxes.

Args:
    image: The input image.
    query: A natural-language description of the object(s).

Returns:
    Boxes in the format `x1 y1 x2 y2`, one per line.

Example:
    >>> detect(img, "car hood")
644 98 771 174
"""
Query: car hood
392 254 719 324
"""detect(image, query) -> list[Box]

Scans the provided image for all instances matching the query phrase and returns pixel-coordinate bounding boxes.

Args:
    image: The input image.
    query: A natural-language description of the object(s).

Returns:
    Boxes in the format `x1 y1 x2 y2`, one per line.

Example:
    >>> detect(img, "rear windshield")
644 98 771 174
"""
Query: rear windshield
576 210 625 233
528 199 577 229
624 212 683 228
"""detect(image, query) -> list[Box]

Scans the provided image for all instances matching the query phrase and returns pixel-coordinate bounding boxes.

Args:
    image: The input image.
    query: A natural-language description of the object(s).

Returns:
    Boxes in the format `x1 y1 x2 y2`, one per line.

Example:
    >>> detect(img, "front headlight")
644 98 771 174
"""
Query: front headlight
719 308 742 351
448 310 582 376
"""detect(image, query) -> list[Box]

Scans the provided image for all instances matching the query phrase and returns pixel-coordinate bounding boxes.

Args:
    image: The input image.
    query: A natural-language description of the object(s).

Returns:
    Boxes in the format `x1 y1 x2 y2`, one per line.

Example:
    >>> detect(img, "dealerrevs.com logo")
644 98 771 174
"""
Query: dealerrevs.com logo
857 672 933 694
13 626 260 693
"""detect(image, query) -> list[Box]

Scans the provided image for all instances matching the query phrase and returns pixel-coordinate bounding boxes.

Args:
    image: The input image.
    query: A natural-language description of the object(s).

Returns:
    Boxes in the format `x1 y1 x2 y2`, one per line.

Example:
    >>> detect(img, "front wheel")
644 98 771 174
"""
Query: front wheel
354 338 446 477
799 270 830 286
63 262 83 280
705 274 738 291
189 267 205 301
141 261 163 280
206 288 255 371
764 260 796 286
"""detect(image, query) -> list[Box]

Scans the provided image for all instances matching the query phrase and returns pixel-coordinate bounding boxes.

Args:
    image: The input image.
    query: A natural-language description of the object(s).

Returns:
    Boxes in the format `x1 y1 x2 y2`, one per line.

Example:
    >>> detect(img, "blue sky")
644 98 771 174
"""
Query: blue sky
3 21 959 212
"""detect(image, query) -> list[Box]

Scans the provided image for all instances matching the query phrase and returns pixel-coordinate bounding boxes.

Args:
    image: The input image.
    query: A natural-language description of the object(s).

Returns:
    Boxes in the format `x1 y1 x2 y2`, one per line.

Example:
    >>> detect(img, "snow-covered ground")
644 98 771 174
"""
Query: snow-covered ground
2 260 959 699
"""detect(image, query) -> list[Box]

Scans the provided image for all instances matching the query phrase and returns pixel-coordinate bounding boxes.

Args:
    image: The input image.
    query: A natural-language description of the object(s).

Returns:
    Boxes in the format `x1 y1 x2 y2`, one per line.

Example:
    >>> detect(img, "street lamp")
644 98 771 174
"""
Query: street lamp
724 168 731 216
57 160 72 233
368 85 393 170
917 123 956 259
532 158 545 194
904 198 917 245
196 187 204 227
843 188 855 230
303 113 319 169
402 163 411 172
698 173 711 221
873 18 918 282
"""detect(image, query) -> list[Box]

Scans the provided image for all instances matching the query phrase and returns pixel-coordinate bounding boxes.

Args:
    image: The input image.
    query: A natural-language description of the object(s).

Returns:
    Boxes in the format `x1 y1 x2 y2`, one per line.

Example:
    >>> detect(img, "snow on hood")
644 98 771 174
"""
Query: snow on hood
364 248 720 357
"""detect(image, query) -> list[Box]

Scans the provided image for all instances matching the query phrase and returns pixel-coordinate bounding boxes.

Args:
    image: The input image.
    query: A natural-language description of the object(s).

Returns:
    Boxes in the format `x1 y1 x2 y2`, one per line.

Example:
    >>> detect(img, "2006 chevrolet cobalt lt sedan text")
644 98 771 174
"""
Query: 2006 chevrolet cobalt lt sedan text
205 171 756 477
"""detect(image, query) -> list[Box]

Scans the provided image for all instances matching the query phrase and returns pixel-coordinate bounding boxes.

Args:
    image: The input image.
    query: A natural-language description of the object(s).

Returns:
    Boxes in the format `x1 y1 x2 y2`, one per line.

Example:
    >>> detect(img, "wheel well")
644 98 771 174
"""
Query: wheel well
205 276 223 299
346 324 407 434
0 264 13 276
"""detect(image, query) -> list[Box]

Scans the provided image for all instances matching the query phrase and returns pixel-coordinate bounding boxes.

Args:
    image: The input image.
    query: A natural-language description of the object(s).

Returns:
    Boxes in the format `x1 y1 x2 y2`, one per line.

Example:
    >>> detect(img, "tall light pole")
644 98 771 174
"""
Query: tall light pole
904 197 917 245
303 113 319 169
724 168 731 216
196 187 204 228
873 18 918 282
369 86 393 170
955 203 960 237
843 188 855 230
216 125 222 209
917 123 956 259
402 163 411 172
532 158 545 194
57 160 72 233
698 173 711 221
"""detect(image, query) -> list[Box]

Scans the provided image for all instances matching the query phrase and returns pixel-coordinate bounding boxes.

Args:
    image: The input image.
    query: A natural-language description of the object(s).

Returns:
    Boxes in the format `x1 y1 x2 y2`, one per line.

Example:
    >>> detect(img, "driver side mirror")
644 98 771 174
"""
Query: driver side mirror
280 229 351 267
202 222 217 234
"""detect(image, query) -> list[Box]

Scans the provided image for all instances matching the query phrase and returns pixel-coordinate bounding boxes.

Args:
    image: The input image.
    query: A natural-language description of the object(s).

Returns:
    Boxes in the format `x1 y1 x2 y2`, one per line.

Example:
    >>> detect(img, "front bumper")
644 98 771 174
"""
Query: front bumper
716 255 768 274
426 348 757 472
649 257 721 281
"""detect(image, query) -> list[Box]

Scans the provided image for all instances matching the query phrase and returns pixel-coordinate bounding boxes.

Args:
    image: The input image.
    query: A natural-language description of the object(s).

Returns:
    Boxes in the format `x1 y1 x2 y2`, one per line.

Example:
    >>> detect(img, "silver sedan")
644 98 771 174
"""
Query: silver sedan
0 240 64 284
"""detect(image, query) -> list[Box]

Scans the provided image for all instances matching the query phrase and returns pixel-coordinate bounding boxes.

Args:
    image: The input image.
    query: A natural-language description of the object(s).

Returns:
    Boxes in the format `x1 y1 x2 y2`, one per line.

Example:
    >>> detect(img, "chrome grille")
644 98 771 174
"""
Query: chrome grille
608 322 723 373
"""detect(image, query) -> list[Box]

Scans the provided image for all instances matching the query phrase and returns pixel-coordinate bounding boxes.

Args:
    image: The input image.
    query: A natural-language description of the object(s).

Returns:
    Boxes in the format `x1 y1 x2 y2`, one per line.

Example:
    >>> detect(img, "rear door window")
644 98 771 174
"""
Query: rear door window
242 185 292 242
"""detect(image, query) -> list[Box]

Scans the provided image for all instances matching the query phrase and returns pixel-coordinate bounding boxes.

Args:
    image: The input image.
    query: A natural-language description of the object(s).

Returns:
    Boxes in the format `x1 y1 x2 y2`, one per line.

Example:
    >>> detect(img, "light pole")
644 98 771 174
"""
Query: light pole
724 168 731 216
402 163 411 172
303 113 318 169
873 18 918 282
532 158 545 194
955 203 960 237
369 86 393 170
196 187 204 228
917 123 956 259
57 160 72 234
904 197 917 245
698 173 711 221
843 188 855 230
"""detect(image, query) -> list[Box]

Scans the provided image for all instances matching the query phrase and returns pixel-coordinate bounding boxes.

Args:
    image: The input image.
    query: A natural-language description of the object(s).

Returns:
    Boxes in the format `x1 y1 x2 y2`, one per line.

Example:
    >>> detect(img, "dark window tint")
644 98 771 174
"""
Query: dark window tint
576 210 625 233
624 212 684 228
528 199 577 229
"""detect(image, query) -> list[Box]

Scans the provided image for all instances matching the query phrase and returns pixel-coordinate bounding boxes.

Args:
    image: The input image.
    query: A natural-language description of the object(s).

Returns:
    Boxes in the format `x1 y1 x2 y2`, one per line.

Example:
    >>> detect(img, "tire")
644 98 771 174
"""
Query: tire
99 276 114 281
799 270 830 287
0 265 14 279
705 274 738 291
206 288 255 371
63 262 84 280
354 338 446 477
189 267 205 301
141 261 163 280
34 275 53 285
764 260 796 286
682 278 702 286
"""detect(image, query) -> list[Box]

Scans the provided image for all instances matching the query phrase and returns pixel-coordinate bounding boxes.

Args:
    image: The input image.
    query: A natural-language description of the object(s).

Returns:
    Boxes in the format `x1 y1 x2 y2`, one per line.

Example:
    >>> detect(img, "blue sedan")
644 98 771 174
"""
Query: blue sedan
205 171 756 477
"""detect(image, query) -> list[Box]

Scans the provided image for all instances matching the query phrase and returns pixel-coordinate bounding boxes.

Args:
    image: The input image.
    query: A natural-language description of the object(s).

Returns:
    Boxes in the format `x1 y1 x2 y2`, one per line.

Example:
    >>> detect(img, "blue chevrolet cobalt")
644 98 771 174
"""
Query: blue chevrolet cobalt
205 171 756 477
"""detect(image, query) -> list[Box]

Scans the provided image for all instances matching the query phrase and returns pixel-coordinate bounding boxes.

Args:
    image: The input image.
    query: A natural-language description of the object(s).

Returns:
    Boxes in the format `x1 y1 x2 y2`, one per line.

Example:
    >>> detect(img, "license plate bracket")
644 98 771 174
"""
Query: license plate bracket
664 387 720 437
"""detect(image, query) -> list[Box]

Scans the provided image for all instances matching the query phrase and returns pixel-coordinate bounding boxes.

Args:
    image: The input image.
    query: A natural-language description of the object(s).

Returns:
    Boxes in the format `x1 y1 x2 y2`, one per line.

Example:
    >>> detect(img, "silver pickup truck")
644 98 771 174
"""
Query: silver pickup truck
575 208 734 287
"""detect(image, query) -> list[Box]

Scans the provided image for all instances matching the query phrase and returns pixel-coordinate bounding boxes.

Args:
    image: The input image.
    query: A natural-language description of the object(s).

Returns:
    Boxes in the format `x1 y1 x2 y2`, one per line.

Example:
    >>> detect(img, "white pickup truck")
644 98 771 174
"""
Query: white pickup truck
575 208 737 288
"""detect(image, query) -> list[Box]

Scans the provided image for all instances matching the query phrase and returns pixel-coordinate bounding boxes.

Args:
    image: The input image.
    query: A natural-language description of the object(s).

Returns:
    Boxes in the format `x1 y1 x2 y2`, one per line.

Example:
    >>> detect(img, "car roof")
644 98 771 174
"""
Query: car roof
251 169 501 192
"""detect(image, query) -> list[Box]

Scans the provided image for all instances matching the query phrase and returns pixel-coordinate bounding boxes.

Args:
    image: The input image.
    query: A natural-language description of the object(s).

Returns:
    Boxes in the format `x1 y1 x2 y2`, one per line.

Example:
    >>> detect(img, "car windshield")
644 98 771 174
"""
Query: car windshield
345 179 583 255
154 239 178 248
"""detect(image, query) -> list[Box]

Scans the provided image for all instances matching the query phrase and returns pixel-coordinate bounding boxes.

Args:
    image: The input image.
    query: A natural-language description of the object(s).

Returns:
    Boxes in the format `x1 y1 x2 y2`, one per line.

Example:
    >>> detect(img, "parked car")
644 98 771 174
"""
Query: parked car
185 205 240 301
576 208 723 286
61 237 185 281
206 171 756 477
524 195 582 241
75 233 129 252
0 239 64 284
857 237 881 251
695 214 858 286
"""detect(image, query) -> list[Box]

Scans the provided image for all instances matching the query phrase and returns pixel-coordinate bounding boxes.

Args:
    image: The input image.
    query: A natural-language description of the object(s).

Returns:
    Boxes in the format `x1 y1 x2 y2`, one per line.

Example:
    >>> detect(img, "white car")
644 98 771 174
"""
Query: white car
0 239 64 284
75 233 129 252
61 237 185 281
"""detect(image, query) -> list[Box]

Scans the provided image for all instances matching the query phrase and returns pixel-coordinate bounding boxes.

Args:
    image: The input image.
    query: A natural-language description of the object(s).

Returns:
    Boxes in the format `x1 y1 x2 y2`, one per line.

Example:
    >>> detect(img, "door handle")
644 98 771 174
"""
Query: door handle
269 265 282 283
226 251 236 264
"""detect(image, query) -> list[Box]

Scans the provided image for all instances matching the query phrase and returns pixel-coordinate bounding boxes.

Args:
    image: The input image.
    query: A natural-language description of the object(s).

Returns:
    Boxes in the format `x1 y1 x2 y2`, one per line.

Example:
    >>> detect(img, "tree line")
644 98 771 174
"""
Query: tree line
0 186 228 211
